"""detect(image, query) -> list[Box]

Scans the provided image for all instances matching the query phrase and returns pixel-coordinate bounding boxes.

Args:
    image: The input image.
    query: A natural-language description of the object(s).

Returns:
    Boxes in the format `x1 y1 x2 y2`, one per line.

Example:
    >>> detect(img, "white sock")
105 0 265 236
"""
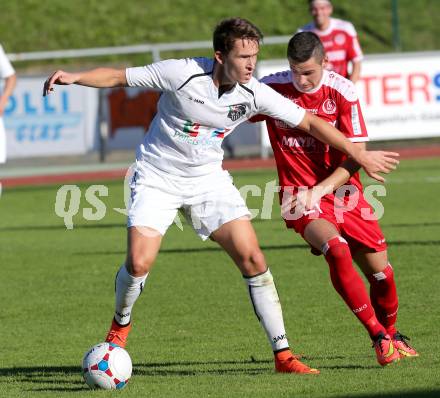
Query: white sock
244 268 289 352
114 264 148 325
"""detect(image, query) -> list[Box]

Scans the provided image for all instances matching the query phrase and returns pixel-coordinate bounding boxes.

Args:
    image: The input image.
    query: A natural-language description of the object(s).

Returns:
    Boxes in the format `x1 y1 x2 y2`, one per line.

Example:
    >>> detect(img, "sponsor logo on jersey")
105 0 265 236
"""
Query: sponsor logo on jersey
334 33 346 46
227 104 247 121
183 120 201 137
173 130 222 147
211 127 230 139
174 120 226 146
322 98 337 114
351 104 362 135
281 135 328 153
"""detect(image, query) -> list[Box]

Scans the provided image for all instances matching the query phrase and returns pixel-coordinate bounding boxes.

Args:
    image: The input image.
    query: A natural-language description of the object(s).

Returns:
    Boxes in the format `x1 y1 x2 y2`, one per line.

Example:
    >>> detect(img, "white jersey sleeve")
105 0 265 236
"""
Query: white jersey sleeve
126 58 192 91
0 45 15 79
254 81 306 127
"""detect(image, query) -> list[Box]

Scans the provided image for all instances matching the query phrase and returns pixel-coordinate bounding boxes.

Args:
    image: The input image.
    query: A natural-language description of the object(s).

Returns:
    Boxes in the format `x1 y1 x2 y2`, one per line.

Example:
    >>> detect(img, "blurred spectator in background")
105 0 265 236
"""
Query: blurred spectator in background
0 43 16 164
298 0 363 83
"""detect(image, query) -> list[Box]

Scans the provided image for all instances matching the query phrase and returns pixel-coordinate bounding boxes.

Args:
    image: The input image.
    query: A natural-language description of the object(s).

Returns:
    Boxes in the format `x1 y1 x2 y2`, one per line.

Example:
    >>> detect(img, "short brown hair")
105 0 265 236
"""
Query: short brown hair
213 17 263 55
287 32 325 64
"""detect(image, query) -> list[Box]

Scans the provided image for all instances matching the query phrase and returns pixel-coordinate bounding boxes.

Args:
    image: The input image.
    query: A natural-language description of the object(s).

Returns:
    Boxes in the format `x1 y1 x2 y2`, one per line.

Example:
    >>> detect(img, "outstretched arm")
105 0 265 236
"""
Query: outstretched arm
297 112 399 183
43 68 127 96
0 73 16 115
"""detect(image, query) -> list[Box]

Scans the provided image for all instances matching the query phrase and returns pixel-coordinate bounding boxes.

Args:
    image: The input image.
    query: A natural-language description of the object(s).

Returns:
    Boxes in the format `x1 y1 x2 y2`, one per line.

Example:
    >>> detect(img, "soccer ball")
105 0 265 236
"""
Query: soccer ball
82 342 132 390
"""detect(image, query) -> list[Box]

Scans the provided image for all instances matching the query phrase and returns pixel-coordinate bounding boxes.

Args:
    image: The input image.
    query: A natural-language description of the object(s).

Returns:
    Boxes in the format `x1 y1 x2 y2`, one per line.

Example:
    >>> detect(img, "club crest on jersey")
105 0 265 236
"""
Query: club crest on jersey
322 99 337 115
227 104 247 121
334 33 346 46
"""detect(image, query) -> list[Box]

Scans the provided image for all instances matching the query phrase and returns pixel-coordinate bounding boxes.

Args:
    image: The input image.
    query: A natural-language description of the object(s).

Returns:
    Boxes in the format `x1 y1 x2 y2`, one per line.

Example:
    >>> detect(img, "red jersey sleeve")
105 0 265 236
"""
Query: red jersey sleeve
337 92 368 142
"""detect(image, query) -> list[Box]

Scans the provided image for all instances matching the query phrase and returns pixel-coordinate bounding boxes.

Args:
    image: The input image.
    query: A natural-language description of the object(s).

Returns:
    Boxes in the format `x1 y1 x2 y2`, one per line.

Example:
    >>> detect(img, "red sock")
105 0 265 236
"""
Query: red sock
323 237 385 339
367 264 398 336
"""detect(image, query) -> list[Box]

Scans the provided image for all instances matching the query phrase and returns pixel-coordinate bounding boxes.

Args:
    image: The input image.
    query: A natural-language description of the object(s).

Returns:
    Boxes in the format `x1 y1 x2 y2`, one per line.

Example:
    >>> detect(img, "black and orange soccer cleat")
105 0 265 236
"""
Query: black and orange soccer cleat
275 351 320 374
105 319 132 348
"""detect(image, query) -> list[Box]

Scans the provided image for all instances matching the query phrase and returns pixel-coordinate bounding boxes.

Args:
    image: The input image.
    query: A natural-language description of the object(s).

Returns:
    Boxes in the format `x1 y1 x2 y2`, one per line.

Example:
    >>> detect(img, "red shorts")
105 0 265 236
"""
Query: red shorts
283 192 387 254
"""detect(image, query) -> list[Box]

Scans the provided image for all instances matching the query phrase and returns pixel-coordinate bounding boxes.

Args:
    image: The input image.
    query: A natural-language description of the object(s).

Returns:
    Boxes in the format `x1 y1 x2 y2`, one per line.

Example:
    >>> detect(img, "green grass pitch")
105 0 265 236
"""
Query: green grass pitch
1 157 439 397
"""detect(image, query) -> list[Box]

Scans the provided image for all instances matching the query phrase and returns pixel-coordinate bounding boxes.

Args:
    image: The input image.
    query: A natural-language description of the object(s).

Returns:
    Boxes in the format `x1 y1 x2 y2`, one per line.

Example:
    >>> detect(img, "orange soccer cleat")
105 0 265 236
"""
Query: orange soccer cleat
275 351 320 374
373 332 400 366
392 332 419 358
105 319 132 348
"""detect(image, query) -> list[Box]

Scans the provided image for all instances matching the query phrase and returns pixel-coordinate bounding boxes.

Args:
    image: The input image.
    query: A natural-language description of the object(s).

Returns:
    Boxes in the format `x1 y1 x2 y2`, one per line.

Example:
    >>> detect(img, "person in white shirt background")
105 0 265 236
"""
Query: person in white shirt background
0 43 16 164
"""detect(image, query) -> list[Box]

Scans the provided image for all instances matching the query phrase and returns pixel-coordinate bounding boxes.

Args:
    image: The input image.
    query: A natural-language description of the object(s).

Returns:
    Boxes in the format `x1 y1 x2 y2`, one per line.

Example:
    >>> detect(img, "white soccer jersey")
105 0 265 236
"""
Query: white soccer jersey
0 45 15 80
126 57 305 177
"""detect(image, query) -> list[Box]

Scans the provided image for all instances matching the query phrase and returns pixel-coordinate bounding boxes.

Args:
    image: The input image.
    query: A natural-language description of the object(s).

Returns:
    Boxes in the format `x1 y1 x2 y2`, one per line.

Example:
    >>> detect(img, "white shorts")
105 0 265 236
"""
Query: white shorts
127 163 250 240
0 118 6 164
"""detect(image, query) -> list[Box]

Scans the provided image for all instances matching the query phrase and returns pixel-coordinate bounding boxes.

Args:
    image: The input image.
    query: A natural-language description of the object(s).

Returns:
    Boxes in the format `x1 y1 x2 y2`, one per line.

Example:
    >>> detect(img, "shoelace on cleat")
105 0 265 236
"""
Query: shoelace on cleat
372 334 390 354
394 333 412 349
107 332 123 343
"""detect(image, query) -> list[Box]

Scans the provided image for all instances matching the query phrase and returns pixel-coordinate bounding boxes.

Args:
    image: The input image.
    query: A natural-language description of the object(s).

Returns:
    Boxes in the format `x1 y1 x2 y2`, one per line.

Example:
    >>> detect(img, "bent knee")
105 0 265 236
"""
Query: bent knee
126 253 155 276
322 236 350 258
238 248 266 274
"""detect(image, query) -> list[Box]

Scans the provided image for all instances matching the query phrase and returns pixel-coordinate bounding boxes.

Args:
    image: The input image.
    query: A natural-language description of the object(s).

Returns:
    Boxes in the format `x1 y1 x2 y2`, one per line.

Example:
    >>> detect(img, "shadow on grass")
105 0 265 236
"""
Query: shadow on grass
4 358 428 394
27 387 89 392
70 238 440 257
0 366 88 392
0 359 271 381
2 220 440 233
1 360 269 392
0 356 375 385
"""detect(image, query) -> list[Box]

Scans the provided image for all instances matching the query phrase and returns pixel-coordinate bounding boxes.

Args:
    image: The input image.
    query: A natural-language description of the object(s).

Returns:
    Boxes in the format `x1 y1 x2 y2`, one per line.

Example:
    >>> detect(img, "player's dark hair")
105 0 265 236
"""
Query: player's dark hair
213 17 263 55
287 32 325 64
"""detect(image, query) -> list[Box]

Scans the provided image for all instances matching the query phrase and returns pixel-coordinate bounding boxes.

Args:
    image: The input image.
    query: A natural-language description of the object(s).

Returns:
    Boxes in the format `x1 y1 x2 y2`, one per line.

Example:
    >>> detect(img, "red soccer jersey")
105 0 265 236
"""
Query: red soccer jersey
299 18 363 78
252 69 368 192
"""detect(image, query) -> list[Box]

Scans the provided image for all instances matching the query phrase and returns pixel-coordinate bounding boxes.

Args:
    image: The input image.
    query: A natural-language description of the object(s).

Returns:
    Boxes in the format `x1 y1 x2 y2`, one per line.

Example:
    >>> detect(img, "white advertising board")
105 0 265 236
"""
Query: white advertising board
3 77 98 158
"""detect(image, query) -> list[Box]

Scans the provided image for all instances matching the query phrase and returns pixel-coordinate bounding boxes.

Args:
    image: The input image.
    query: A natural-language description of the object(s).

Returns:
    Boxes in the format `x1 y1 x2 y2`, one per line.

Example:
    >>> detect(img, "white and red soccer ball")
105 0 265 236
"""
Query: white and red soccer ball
82 342 132 390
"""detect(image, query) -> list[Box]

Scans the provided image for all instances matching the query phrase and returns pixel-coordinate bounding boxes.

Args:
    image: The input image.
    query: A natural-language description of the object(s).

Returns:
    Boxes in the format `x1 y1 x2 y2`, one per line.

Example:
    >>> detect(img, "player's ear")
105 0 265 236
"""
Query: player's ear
214 50 225 65
322 55 329 69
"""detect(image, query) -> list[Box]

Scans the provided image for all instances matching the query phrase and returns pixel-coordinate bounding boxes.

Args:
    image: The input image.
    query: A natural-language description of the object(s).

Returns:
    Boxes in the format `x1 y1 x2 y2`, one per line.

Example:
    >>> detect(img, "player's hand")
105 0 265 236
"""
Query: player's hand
282 187 324 216
43 70 80 96
356 150 399 183
293 190 319 213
